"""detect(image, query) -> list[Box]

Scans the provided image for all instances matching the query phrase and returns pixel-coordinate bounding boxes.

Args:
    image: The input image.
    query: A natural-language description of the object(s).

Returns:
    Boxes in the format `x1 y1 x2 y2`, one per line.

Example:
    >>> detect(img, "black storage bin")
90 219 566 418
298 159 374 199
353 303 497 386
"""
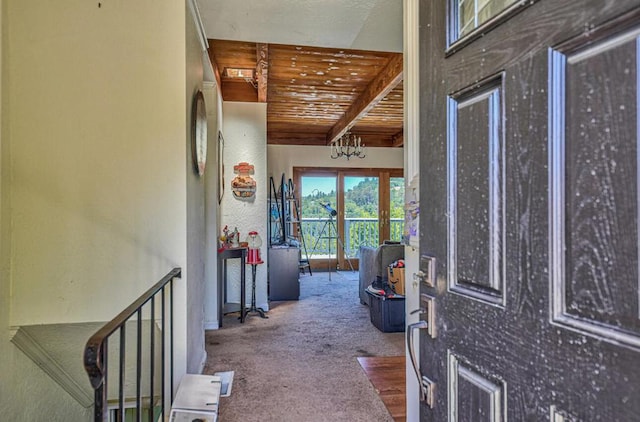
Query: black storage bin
366 290 405 332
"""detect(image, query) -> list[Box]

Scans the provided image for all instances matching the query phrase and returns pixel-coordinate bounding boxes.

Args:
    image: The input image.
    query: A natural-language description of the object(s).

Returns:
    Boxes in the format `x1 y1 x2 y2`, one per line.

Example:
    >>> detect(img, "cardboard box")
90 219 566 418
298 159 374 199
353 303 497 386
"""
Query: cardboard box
388 267 405 295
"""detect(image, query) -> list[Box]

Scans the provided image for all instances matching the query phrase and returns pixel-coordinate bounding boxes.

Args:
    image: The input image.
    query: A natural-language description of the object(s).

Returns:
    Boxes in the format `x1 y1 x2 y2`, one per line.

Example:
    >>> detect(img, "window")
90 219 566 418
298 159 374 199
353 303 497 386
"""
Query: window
389 177 405 243
300 175 338 260
294 167 403 270
454 0 519 40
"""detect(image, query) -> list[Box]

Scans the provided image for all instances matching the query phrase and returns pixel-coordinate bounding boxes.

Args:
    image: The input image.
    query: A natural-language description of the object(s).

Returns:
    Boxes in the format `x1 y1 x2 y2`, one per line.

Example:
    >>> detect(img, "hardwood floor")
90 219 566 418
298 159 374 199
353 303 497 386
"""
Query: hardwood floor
357 356 406 422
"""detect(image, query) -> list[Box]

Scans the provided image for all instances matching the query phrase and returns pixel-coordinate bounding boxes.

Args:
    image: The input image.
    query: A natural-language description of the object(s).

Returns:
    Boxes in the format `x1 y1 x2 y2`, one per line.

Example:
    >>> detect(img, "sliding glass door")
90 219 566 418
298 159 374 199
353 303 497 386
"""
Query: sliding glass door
389 176 405 242
300 175 338 262
294 167 403 271
343 176 380 255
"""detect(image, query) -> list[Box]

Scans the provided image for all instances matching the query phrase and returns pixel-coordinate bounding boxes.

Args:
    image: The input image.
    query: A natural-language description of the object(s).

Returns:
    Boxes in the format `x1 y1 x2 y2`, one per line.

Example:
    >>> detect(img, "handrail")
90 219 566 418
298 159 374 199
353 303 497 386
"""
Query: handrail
301 218 404 256
84 267 182 421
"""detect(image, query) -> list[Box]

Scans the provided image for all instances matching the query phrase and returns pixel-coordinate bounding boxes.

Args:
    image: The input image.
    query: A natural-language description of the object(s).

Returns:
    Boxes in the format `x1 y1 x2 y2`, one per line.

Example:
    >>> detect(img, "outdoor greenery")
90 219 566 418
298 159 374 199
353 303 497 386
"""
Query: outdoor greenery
300 177 404 218
299 177 405 255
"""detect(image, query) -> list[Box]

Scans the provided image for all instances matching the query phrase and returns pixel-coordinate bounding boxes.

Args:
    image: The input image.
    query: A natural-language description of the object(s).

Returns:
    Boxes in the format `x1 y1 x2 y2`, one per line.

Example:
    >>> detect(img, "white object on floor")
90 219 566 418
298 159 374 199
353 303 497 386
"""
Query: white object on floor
213 371 235 397
170 409 217 422
170 374 221 422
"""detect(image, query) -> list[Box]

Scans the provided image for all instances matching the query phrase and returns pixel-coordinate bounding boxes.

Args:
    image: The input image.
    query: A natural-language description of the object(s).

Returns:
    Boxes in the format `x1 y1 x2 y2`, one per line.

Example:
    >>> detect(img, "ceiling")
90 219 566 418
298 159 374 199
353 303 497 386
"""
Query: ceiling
197 0 404 148
197 0 402 52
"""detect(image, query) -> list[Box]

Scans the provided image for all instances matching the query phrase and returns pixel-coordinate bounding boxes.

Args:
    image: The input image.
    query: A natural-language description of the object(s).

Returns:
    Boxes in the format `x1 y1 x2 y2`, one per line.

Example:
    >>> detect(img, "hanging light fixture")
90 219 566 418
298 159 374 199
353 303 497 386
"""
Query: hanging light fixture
330 131 366 160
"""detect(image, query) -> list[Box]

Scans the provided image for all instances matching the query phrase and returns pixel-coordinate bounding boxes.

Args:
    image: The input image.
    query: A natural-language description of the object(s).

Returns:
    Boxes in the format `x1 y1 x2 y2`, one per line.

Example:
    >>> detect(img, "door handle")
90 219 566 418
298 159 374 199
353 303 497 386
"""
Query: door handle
407 315 428 400
407 308 435 407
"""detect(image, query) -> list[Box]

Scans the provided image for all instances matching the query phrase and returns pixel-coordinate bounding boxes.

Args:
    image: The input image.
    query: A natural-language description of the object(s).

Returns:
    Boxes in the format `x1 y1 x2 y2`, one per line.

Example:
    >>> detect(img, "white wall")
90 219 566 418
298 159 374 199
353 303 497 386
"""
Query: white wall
267 144 403 180
204 82 222 330
8 0 187 325
221 102 269 310
185 2 208 375
0 2 90 420
1 0 192 417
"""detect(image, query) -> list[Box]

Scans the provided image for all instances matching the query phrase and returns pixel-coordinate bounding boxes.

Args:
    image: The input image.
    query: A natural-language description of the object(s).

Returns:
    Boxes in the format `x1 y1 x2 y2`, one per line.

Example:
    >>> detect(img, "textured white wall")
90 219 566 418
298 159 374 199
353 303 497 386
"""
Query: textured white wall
221 102 269 310
2 0 190 416
267 144 403 180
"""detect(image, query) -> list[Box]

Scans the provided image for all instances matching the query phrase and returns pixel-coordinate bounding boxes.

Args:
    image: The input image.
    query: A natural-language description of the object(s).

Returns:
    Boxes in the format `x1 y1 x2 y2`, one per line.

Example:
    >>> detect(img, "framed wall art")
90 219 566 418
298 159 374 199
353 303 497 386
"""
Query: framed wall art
231 162 256 200
217 130 225 204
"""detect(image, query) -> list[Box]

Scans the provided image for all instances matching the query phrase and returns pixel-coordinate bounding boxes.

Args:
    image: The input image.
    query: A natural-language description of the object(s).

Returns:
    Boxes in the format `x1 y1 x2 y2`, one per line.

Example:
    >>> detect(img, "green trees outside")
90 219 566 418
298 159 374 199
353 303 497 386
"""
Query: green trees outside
301 177 404 218
389 178 405 219
299 177 405 254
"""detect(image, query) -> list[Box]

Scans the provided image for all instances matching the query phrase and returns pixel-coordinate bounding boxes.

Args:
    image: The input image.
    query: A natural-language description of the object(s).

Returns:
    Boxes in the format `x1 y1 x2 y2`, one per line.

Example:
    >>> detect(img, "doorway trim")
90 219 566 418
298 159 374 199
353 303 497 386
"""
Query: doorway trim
403 0 421 420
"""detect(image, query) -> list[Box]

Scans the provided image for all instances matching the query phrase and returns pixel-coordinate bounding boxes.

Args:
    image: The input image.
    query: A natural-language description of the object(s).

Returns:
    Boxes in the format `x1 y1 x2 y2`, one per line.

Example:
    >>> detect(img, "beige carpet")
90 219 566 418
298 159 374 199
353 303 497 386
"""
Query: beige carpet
203 270 405 422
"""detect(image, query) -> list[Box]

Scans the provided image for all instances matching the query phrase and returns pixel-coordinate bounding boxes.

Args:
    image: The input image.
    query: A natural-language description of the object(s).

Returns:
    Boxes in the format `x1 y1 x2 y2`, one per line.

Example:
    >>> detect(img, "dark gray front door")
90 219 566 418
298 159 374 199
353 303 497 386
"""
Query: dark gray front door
418 1 640 420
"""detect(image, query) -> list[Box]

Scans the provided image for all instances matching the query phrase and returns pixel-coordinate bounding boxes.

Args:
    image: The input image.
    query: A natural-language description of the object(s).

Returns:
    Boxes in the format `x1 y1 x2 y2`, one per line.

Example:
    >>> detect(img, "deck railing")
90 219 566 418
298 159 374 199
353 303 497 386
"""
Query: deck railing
303 217 403 257
84 267 182 422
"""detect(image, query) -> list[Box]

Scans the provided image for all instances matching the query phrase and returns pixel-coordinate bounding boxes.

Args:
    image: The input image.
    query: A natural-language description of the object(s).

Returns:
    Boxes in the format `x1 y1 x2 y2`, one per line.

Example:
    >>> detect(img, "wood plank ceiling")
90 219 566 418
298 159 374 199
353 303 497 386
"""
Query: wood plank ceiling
208 40 403 148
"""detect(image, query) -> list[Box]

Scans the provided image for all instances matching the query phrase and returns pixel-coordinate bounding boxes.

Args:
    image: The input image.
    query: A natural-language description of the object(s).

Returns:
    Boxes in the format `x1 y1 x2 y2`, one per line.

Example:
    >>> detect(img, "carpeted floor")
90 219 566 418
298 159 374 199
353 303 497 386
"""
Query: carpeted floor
203 270 405 422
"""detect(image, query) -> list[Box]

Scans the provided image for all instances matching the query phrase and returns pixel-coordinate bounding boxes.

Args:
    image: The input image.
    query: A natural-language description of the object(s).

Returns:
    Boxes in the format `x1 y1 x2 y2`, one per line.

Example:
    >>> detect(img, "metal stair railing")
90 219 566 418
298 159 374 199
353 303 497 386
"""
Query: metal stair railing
84 267 182 422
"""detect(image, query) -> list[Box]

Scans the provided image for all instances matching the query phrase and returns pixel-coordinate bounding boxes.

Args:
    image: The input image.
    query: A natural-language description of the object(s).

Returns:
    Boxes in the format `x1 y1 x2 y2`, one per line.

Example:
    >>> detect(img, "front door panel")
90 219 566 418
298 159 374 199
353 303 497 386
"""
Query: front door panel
550 28 640 349
448 77 505 306
419 1 640 420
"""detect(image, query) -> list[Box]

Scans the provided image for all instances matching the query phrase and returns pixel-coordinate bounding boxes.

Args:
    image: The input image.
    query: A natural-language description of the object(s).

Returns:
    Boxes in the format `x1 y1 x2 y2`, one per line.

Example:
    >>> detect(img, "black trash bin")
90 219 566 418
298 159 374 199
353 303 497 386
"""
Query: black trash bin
366 290 405 332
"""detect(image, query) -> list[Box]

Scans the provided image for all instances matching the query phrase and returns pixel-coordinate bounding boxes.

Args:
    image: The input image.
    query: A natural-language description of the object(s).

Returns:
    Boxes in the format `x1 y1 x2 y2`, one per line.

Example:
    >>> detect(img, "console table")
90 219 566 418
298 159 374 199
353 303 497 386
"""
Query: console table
217 247 247 325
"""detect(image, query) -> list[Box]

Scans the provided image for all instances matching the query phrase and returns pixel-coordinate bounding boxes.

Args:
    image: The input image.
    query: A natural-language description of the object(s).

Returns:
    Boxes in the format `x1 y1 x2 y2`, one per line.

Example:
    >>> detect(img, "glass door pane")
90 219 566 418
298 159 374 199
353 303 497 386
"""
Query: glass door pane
389 177 405 242
456 0 519 38
300 176 337 259
344 176 379 257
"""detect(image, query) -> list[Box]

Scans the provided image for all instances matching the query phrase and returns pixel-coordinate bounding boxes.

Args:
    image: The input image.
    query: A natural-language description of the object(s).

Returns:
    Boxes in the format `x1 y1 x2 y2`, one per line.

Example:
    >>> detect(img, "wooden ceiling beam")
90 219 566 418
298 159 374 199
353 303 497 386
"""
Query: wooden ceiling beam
221 80 257 102
325 54 403 145
268 132 394 147
391 130 404 147
268 133 328 146
256 43 268 103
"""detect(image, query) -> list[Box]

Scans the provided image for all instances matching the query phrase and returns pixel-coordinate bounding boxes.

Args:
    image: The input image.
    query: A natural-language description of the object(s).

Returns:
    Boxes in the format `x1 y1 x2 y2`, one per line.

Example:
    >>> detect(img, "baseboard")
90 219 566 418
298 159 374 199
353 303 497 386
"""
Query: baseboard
198 351 208 374
204 321 219 330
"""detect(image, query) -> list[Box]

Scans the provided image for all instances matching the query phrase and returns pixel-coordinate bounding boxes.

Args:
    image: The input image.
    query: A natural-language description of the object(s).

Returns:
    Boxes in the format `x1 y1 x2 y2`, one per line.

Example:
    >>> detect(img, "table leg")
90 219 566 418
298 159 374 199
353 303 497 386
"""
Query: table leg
239 251 246 323
244 264 268 319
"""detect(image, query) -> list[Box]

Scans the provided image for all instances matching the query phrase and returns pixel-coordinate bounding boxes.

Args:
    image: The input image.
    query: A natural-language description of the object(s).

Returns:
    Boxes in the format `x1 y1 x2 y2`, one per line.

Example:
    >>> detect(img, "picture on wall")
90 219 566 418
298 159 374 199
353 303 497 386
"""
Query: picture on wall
217 131 225 204
231 162 256 200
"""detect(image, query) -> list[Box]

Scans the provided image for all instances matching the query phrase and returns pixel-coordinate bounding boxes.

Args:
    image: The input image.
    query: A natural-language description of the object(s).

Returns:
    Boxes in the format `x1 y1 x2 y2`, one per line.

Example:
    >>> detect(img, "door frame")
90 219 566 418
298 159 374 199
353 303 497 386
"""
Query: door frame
402 0 421 420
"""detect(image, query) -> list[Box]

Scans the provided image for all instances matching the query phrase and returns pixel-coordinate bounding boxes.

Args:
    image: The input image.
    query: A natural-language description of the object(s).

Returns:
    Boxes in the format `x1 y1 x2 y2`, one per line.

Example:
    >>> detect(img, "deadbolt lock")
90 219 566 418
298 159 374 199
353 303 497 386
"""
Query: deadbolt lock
414 255 436 287
419 294 436 338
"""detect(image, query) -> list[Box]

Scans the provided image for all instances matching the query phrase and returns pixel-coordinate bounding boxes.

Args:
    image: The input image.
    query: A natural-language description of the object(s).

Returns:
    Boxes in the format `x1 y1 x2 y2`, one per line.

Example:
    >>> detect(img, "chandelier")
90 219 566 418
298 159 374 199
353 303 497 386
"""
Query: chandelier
330 131 366 160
